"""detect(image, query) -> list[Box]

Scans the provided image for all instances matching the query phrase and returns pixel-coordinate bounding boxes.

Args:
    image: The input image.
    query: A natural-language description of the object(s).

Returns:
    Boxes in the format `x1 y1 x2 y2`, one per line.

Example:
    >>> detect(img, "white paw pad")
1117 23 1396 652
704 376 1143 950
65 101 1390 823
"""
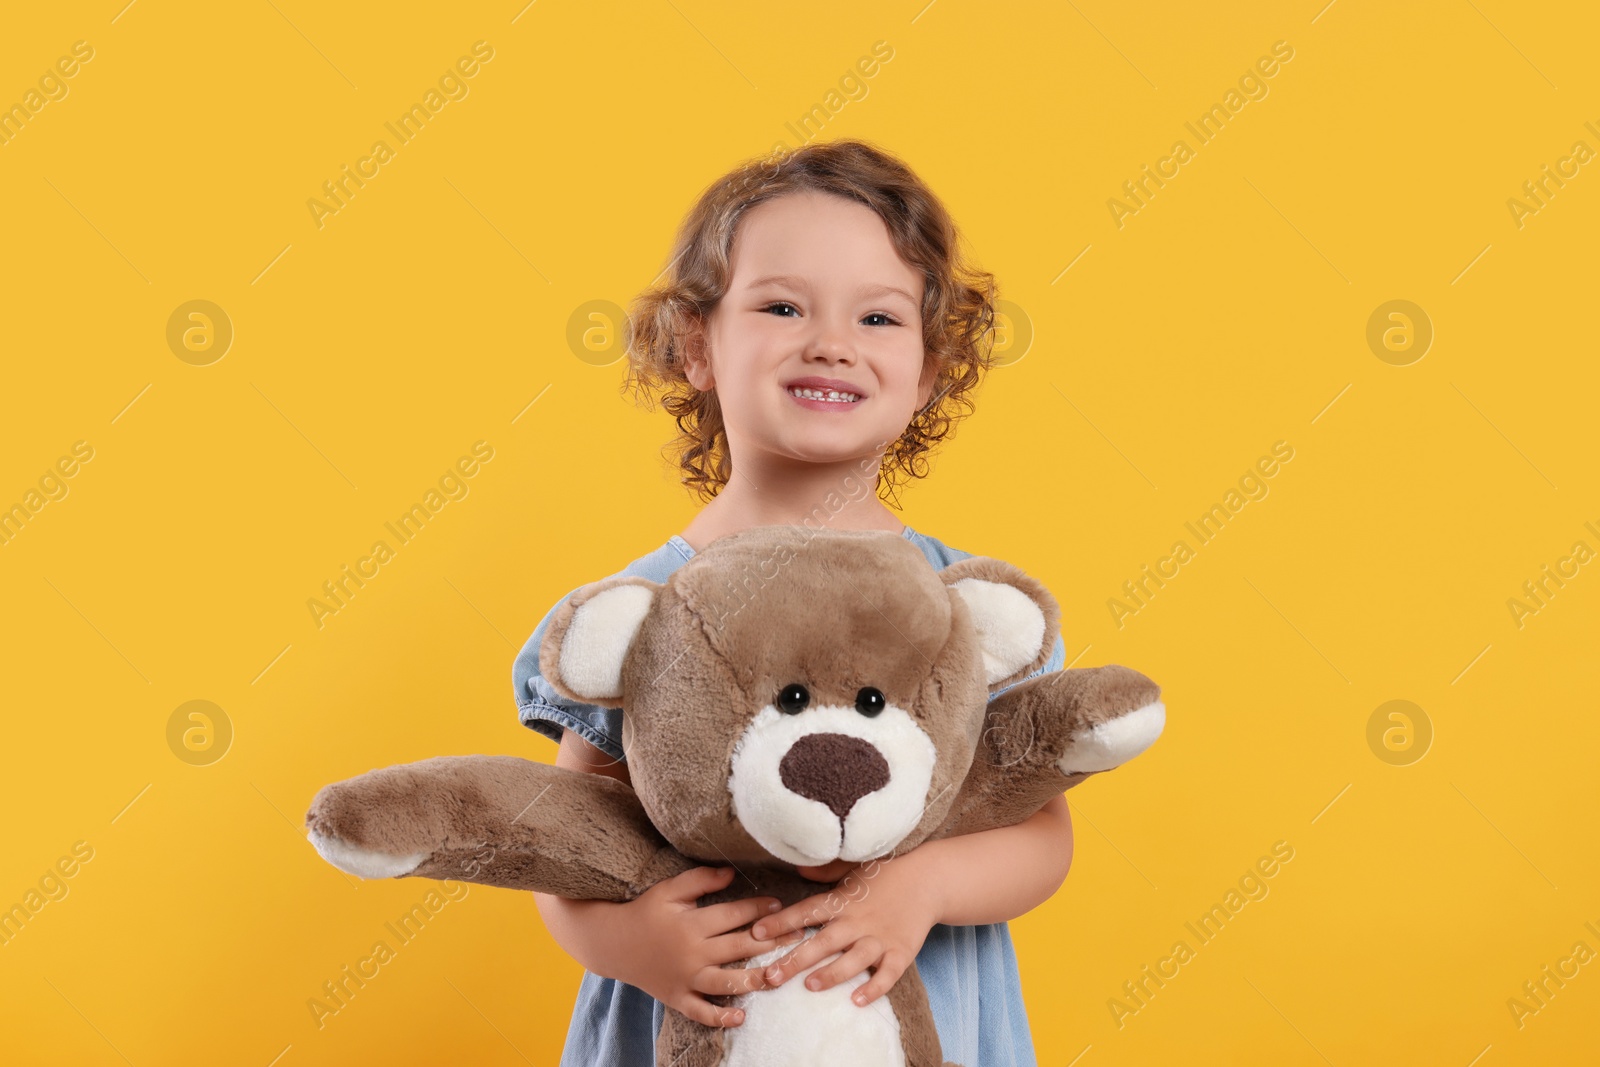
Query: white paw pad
1057 701 1165 775
309 830 427 879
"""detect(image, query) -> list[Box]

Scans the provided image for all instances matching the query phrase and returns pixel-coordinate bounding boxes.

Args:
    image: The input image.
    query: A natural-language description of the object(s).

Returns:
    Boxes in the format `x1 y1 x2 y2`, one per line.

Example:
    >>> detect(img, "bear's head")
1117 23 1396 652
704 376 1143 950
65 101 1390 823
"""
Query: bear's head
538 526 1061 870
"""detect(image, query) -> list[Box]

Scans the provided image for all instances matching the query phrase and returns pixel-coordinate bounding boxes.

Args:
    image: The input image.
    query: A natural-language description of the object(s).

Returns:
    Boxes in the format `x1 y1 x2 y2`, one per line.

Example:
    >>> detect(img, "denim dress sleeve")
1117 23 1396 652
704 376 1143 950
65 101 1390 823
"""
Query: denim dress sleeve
515 529 1062 1067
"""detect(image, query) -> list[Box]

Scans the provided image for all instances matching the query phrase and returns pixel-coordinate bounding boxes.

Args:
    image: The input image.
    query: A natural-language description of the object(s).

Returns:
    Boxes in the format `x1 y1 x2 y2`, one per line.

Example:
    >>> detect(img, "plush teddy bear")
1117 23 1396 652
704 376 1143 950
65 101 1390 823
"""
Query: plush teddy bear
305 526 1165 1067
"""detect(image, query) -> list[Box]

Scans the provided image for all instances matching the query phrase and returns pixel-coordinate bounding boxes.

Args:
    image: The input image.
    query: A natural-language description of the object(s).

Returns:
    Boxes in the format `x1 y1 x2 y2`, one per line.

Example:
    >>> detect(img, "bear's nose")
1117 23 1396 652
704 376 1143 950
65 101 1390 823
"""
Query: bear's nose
778 733 890 820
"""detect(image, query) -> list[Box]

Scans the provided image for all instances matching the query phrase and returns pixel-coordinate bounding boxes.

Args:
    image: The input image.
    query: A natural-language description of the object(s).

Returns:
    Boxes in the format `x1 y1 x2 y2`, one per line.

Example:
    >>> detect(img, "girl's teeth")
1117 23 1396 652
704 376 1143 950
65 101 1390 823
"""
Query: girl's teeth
789 387 861 402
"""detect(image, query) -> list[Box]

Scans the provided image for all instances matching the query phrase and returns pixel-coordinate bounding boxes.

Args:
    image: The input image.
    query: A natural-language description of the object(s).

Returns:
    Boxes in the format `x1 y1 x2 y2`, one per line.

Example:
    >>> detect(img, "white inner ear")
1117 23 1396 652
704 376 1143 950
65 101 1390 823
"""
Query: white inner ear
950 577 1046 685
557 584 654 701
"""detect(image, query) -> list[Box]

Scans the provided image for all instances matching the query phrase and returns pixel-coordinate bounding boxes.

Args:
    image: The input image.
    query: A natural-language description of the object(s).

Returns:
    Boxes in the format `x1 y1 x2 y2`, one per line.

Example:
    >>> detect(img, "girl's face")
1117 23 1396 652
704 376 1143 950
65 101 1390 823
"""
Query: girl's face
685 190 937 471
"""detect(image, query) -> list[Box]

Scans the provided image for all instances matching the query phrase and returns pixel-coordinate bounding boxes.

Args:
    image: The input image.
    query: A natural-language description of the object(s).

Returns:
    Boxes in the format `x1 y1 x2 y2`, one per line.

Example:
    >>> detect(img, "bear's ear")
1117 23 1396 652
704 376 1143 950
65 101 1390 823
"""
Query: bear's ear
538 575 662 706
940 557 1061 689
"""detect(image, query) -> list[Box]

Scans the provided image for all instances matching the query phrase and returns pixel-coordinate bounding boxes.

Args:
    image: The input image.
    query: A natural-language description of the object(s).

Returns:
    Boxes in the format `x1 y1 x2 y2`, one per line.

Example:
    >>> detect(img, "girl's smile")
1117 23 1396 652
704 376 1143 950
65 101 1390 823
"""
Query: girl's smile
785 375 867 411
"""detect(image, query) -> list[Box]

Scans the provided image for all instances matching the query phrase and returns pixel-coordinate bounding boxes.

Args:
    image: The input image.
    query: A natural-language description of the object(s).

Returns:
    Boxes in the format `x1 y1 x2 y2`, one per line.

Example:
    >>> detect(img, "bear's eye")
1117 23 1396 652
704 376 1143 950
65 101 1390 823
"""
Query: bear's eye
777 683 809 714
855 687 885 717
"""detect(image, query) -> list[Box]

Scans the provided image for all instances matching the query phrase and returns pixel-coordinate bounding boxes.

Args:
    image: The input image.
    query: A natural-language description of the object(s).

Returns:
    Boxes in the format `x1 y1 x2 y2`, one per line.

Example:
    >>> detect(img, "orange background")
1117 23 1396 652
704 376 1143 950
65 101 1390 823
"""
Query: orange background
1 1 1596 1064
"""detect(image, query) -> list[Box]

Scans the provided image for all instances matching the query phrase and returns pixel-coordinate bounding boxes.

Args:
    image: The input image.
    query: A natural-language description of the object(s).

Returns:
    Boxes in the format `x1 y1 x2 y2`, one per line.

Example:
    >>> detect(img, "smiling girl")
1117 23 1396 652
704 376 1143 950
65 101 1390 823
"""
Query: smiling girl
513 138 1072 1066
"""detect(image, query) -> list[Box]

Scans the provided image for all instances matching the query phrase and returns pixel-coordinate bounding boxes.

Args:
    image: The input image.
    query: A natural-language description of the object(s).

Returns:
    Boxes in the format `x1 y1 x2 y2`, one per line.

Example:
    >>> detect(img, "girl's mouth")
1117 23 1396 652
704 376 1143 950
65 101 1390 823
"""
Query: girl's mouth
786 385 864 410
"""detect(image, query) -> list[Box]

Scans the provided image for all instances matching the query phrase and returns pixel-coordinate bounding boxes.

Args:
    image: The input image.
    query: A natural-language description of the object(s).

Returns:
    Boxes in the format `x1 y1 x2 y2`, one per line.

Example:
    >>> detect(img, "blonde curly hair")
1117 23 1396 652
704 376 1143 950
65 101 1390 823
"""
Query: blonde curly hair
621 138 1000 508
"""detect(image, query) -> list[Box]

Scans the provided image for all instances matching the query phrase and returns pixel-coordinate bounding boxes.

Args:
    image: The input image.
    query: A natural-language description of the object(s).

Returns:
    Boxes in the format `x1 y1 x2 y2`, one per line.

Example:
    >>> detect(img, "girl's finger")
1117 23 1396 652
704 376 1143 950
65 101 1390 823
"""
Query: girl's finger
763 925 844 987
847 950 909 1006
803 936 882 993
694 895 782 936
662 865 737 904
751 895 830 940
691 962 768 997
708 928 803 966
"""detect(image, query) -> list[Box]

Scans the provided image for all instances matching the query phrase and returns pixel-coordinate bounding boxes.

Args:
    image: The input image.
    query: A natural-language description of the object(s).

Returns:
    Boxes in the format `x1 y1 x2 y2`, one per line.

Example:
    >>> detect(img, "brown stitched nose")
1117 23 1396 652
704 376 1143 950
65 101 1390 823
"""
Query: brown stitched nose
778 733 890 820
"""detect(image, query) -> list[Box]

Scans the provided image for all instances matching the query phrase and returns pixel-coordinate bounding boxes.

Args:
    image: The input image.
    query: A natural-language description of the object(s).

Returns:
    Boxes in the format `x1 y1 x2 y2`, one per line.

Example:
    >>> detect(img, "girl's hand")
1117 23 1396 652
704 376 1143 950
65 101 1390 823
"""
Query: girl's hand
748 854 943 1007
570 865 789 1029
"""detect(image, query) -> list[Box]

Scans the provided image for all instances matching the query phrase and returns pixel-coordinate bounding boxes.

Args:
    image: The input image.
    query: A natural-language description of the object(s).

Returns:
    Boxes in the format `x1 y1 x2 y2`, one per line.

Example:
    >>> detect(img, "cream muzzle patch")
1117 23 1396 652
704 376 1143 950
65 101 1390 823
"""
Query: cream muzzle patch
728 703 937 866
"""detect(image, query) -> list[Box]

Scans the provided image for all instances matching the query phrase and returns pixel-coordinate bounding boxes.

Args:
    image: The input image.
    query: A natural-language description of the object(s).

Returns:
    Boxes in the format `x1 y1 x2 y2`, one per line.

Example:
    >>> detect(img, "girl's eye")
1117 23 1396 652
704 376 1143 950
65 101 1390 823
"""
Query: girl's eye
759 303 899 327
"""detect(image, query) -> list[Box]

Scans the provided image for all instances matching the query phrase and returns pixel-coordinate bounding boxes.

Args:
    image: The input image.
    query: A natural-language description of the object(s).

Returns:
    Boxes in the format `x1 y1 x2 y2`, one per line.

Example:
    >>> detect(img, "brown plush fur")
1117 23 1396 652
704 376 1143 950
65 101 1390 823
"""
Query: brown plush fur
306 526 1163 1067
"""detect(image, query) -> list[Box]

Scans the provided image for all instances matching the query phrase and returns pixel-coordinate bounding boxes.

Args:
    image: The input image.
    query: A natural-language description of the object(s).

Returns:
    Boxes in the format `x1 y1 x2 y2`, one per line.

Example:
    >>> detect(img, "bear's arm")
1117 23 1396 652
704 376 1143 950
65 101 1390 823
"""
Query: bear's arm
932 664 1164 840
306 754 695 900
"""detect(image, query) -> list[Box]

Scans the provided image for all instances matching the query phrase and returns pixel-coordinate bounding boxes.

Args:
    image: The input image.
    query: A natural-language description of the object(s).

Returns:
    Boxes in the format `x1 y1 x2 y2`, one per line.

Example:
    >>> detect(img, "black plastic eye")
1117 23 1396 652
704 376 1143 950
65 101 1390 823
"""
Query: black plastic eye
777 683 809 714
855 687 885 717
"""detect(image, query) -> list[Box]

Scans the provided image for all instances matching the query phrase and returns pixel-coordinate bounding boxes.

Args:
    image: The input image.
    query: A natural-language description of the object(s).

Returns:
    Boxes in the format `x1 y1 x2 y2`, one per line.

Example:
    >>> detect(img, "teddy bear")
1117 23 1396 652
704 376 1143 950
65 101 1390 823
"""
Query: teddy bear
304 526 1165 1067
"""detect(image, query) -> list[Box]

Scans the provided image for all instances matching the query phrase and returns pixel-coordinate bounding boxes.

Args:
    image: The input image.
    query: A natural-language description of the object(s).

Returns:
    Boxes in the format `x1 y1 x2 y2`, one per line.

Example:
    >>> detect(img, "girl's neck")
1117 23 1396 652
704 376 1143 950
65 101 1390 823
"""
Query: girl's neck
678 453 906 554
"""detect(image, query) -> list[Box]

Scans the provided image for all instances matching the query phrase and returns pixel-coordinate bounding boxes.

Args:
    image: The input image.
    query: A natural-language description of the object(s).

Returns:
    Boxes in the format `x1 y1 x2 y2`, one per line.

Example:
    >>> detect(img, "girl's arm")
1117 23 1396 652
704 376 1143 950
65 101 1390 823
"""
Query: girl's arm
900 793 1074 926
750 795 1074 1005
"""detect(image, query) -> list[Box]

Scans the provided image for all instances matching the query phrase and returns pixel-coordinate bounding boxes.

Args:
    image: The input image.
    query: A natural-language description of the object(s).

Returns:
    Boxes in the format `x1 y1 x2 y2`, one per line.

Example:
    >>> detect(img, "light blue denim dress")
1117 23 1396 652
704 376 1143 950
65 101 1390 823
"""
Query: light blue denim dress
512 525 1066 1066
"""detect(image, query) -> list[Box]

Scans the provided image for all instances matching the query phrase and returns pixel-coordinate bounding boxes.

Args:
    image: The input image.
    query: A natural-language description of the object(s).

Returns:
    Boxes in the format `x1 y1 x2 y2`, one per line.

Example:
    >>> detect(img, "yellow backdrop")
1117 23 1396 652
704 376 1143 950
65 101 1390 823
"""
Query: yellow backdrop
2 1 1595 1064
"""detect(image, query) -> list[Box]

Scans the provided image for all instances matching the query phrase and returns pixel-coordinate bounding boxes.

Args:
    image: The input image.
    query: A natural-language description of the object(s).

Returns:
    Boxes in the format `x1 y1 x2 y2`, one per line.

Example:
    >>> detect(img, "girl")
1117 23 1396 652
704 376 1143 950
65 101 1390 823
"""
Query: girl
512 138 1073 1066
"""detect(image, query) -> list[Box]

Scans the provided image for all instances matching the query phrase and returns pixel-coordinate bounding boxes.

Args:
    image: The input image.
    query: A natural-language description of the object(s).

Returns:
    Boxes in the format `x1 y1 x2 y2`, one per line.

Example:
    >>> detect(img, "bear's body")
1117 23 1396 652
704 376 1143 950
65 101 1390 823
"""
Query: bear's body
306 527 1166 1066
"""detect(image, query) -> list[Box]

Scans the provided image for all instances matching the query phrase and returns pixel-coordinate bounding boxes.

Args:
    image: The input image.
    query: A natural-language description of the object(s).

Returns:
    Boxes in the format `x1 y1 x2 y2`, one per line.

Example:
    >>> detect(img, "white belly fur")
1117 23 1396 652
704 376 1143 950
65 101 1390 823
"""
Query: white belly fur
719 926 906 1067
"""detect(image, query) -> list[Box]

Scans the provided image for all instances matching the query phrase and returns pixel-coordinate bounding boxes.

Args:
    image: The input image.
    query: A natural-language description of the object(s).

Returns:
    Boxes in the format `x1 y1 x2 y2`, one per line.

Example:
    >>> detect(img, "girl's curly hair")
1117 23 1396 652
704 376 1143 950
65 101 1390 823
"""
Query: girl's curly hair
621 138 1000 508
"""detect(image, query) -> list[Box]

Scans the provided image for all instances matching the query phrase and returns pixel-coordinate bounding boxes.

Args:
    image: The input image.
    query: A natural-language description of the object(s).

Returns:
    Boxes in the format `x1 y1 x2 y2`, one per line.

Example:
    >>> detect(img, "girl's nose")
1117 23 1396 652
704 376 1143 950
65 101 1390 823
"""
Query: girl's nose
802 324 856 363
